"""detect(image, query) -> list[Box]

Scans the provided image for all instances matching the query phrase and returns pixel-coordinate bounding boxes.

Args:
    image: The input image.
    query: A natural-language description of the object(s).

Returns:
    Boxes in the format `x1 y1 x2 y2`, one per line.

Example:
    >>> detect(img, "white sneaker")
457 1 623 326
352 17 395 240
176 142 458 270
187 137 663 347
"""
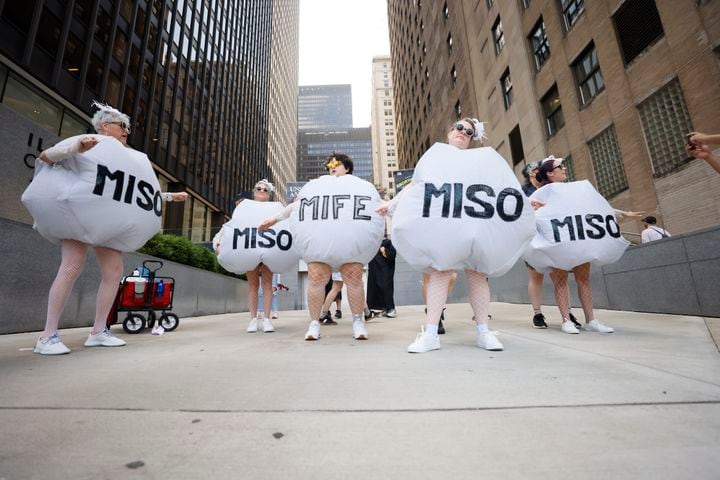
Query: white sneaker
247 318 258 333
305 320 321 341
84 328 126 347
584 319 614 333
263 318 275 333
561 320 580 334
352 320 368 340
407 328 440 353
384 308 397 318
33 333 70 355
477 331 503 351
271 311 279 319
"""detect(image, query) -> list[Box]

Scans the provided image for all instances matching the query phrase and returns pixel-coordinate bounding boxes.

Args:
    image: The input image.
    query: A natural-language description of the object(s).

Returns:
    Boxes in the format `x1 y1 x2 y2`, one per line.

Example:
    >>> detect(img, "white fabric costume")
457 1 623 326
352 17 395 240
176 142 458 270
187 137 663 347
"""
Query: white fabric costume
216 200 300 273
22 135 163 252
390 142 536 276
523 180 630 272
274 175 384 269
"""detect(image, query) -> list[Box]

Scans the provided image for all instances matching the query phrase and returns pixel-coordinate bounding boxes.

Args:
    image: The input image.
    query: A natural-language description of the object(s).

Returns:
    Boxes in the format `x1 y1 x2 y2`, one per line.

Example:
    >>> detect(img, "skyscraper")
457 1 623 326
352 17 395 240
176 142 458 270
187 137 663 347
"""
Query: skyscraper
370 55 398 198
387 0 720 236
0 1 298 241
297 84 352 131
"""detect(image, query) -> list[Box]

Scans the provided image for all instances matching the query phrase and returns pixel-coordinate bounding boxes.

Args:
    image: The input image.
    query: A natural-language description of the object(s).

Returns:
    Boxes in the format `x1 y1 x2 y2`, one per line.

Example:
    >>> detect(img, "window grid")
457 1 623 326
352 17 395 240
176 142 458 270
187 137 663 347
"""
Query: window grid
638 78 694 177
493 17 505 55
563 154 576 181
501 68 512 110
561 0 585 30
588 125 628 198
530 19 550 70
541 84 564 136
573 43 604 106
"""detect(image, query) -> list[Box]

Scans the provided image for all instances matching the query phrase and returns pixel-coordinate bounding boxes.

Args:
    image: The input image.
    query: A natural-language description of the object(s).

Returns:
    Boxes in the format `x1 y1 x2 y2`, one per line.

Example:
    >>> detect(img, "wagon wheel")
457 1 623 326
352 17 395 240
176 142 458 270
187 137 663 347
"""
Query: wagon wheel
122 313 146 334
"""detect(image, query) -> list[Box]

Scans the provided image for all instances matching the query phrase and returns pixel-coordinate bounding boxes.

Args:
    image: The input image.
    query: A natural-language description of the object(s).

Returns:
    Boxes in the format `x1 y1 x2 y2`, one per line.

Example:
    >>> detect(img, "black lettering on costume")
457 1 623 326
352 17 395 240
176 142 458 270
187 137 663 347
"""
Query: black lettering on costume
276 230 292 251
153 191 162 216
353 196 372 220
585 214 605 239
606 215 621 238
250 227 258 248
574 215 586 240
321 195 330 220
299 196 319 221
453 183 463 218
136 181 154 211
551 216 576 243
93 164 125 201
497 188 523 222
233 227 250 250
423 183 451 218
464 184 494 219
257 229 276 248
123 174 136 204
332 195 351 219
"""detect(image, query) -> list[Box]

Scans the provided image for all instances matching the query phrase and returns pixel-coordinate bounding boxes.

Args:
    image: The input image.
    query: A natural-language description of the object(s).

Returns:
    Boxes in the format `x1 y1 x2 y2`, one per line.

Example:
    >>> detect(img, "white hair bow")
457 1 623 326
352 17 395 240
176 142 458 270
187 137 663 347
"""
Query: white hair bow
470 118 486 141
256 179 275 192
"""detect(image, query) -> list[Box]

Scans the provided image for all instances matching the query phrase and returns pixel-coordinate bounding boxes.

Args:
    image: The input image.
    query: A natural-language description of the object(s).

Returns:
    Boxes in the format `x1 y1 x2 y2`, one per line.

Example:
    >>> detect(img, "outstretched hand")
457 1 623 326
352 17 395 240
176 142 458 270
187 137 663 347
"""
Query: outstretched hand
258 217 277 232
78 137 100 153
530 199 545 210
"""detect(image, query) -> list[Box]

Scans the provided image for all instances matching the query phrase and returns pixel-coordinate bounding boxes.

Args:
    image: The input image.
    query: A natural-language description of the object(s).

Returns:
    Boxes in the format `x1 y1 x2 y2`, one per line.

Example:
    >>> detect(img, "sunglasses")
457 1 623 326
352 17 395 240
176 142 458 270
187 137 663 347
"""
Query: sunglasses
254 187 269 192
108 121 131 132
552 164 567 171
453 123 475 137
326 159 341 169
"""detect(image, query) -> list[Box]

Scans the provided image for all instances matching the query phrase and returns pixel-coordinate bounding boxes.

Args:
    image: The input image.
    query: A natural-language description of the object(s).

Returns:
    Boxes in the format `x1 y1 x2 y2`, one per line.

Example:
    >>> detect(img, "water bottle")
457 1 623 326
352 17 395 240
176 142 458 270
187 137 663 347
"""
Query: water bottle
156 280 165 296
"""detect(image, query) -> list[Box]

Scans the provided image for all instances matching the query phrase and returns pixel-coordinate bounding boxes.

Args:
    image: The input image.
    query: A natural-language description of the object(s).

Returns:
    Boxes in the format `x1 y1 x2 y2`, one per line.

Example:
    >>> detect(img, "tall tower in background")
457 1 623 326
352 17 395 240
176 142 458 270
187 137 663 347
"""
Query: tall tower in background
296 84 373 182
387 0 720 237
0 1 299 241
370 55 397 198
267 0 300 203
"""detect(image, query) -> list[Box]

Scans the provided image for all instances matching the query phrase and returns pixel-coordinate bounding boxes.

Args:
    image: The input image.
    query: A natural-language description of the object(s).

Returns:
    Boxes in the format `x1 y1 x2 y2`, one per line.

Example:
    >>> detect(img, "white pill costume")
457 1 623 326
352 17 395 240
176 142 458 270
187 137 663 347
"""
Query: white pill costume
217 200 300 273
22 135 162 252
391 142 536 276
286 174 385 269
523 180 630 272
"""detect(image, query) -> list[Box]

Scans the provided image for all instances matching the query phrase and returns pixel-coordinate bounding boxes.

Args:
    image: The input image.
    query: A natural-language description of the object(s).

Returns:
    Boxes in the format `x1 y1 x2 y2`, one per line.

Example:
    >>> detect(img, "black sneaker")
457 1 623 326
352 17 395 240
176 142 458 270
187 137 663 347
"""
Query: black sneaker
320 312 337 325
569 312 581 329
532 313 548 329
334 309 342 319
438 318 445 334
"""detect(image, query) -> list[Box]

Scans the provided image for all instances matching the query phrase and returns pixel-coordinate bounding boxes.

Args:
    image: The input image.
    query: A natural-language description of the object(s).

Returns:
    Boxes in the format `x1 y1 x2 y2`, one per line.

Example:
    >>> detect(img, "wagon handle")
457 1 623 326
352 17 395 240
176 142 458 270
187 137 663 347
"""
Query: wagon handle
142 260 164 274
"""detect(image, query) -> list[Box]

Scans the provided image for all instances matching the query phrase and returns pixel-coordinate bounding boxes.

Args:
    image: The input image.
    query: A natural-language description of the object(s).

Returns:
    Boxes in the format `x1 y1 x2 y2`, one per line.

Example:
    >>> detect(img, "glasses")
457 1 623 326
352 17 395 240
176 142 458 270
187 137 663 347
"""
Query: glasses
254 187 269 192
326 159 341 169
108 121 131 132
453 123 475 137
552 164 567 171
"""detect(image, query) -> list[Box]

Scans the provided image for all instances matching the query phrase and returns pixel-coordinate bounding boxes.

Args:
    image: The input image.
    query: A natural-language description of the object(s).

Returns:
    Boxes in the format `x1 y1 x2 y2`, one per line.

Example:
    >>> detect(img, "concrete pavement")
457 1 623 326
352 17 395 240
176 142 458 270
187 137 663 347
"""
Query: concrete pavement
1 303 719 479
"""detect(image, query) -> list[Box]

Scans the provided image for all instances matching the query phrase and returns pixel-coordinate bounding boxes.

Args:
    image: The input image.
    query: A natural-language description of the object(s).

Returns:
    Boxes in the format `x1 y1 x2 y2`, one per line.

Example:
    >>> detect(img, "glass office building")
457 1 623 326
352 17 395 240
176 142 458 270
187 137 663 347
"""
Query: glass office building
0 1 297 241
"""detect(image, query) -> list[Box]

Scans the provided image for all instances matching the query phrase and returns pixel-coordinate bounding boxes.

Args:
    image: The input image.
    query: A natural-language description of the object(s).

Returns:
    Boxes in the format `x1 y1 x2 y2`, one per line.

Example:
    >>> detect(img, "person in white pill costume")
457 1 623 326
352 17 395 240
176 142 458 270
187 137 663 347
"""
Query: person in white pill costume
23 102 187 355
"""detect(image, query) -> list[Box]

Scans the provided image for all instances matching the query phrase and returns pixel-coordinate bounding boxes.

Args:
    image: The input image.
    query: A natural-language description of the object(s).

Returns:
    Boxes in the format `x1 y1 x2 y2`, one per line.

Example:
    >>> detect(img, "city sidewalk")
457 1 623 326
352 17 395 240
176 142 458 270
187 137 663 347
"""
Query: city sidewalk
1 303 719 480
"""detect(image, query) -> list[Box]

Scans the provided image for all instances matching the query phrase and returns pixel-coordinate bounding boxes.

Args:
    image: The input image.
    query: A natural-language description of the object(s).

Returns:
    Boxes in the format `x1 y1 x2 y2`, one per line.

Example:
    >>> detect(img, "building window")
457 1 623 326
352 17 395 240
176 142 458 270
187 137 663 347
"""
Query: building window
521 0 532 9
443 2 449 19
500 68 513 109
2 74 63 134
508 125 525 166
529 18 550 70
454 100 462 119
563 155 576 181
447 32 453 53
613 0 664 65
561 0 584 30
451 64 457 87
492 17 505 55
572 43 604 106
638 78 693 177
540 84 564 136
588 125 628 198
487 0 495 8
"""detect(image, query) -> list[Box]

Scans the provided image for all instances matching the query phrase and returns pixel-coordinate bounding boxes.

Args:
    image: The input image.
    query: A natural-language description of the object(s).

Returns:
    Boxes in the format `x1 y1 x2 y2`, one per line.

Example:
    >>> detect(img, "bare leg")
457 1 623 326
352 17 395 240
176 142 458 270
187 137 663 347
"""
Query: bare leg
572 263 594 322
322 281 344 313
91 247 124 334
259 265 274 319
465 270 490 326
339 263 365 315
246 266 261 318
528 267 544 312
549 268 571 321
308 262 332 320
42 240 88 339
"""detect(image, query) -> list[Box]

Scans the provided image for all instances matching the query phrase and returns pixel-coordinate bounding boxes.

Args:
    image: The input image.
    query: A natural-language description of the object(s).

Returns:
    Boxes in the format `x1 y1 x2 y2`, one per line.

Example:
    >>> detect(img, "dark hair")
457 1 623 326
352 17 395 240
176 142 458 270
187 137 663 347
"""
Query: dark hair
536 160 559 185
642 216 657 225
326 153 354 174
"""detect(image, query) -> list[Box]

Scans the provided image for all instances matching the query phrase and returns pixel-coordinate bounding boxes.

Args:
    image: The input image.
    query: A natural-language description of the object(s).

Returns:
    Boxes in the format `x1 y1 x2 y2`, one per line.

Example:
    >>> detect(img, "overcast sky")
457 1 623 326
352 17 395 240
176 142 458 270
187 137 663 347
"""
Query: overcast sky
298 0 390 128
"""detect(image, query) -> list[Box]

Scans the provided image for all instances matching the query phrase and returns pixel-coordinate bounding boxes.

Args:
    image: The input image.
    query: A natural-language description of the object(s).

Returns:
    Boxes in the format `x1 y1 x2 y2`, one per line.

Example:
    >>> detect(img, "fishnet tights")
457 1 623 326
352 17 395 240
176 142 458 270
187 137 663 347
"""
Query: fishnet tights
338 263 366 316
549 263 594 323
247 264 274 319
424 269 490 325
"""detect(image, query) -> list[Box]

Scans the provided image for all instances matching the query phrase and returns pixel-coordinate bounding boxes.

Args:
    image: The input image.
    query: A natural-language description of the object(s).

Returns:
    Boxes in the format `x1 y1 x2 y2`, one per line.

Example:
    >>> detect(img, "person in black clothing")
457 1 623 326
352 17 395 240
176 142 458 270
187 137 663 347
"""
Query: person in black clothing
367 238 397 317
